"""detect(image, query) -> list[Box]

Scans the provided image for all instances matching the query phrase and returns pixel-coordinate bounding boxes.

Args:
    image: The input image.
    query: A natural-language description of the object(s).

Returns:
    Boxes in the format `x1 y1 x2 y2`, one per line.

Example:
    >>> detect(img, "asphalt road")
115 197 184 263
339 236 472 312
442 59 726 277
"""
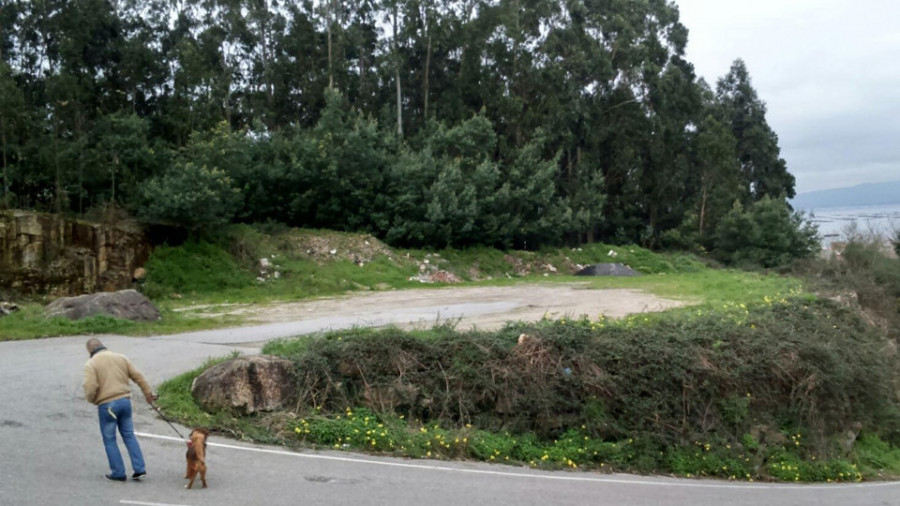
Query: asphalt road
2 301 899 506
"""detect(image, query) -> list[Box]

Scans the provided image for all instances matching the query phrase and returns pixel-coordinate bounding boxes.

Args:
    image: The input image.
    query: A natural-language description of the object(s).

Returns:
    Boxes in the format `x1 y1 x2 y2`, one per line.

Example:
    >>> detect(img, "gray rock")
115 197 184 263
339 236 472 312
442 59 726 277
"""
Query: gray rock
574 263 641 277
191 355 296 415
44 289 160 321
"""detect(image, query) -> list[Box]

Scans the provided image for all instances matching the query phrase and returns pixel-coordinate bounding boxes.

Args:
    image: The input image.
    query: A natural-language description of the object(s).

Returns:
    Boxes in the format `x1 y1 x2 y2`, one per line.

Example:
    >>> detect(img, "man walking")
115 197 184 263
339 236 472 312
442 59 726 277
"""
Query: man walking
83 338 157 482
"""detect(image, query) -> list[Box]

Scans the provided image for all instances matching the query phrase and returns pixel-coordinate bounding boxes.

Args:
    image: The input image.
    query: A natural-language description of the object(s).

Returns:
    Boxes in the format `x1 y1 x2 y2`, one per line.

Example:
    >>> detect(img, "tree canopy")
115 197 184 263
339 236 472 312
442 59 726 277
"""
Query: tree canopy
1 0 806 259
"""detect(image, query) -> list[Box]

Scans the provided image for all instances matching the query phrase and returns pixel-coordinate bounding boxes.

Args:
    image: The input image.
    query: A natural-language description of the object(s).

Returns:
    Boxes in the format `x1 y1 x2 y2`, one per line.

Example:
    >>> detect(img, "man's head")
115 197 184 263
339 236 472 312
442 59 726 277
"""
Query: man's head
85 338 104 355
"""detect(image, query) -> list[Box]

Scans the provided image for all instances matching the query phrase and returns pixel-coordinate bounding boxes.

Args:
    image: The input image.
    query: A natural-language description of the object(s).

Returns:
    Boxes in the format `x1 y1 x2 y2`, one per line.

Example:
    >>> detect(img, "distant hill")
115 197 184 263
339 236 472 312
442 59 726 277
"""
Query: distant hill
791 180 900 210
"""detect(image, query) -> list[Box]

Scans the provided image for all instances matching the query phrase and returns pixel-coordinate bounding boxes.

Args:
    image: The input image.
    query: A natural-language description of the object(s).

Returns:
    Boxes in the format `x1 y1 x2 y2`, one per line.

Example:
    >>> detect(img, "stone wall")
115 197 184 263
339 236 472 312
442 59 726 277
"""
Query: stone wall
0 210 151 297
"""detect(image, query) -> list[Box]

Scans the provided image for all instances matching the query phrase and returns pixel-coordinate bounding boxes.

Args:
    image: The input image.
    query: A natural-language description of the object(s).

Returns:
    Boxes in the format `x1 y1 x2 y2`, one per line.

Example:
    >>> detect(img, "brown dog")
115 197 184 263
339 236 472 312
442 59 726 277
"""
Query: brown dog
184 428 209 489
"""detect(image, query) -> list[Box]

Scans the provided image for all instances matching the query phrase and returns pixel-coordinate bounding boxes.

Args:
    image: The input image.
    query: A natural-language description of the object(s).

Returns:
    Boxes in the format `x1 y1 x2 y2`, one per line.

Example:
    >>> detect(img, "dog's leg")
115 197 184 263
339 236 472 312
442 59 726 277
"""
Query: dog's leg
200 463 207 488
186 468 196 489
185 460 191 479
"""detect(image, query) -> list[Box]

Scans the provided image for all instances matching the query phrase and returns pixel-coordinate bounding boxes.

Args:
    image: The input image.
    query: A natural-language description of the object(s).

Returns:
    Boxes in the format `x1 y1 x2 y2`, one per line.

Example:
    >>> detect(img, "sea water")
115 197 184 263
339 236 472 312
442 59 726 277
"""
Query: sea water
804 203 900 243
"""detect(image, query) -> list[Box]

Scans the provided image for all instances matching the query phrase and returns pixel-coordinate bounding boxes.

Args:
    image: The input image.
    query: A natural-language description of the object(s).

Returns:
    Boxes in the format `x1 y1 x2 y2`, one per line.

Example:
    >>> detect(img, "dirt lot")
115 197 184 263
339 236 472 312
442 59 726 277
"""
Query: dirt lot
182 283 688 331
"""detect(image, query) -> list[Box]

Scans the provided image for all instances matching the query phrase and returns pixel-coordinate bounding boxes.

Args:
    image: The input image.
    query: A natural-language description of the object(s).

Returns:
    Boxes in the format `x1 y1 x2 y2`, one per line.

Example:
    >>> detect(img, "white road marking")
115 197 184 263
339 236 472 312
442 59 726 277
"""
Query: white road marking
137 431 900 491
120 501 193 506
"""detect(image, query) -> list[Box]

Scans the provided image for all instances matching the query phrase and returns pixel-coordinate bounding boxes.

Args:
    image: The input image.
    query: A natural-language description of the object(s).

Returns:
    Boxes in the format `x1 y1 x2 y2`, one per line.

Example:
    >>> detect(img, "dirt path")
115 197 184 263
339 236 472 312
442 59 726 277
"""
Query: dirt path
179 283 688 331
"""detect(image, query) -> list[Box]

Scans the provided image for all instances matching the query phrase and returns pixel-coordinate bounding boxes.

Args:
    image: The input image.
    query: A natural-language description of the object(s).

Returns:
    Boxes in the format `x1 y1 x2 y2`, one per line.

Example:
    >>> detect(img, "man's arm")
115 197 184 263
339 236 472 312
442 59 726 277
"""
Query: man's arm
126 359 157 404
83 364 98 404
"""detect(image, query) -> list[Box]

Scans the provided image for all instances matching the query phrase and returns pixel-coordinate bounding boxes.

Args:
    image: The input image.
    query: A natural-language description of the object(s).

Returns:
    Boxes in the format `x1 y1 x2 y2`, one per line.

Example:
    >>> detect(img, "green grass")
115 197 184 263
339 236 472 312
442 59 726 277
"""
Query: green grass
0 238 812 341
0 302 244 340
574 268 808 307
855 434 900 478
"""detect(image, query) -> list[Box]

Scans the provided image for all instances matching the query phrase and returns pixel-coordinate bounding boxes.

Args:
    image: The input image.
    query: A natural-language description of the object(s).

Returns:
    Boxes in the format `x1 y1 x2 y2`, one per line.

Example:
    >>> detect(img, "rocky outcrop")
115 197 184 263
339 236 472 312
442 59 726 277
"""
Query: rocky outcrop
44 289 160 321
0 210 151 296
191 356 296 415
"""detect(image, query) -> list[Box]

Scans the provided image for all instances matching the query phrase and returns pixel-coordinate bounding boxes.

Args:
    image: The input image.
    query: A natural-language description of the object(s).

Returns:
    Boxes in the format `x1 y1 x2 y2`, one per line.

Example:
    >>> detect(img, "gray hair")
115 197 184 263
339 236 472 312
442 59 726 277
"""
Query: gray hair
85 338 104 354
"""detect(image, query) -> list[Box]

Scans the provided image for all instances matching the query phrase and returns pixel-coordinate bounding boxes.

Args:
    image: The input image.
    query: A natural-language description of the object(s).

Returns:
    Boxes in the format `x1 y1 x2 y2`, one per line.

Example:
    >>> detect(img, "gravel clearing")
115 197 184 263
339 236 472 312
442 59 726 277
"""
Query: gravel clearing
180 283 687 331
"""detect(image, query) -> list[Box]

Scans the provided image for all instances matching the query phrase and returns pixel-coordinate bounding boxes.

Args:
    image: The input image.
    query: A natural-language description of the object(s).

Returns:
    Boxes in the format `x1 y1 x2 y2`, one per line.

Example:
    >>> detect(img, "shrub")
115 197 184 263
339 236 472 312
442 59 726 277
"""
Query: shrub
140 161 242 232
712 197 819 267
794 232 900 335
270 298 898 447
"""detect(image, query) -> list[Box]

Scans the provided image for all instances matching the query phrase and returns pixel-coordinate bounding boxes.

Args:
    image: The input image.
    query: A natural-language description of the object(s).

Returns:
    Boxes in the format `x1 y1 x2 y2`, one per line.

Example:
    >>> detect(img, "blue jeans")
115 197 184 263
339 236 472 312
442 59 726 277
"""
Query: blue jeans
98 397 146 478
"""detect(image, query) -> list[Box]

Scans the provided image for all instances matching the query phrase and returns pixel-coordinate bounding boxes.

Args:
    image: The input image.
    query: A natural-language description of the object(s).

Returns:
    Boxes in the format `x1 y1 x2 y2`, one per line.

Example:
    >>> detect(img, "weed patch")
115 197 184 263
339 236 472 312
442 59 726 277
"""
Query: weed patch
0 302 236 340
143 241 254 298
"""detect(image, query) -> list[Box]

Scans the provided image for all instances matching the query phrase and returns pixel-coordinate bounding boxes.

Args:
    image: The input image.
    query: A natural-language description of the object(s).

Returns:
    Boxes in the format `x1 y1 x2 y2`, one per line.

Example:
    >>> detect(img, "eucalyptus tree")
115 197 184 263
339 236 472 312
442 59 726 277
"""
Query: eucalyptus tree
0 64 24 207
382 0 404 135
694 113 741 239
716 58 795 202
269 0 329 127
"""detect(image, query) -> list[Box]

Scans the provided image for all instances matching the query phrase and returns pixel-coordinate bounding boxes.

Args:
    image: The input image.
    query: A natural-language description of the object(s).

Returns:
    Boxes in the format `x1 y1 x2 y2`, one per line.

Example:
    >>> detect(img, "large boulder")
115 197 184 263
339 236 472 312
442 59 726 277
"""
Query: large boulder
191 355 296 415
44 289 160 321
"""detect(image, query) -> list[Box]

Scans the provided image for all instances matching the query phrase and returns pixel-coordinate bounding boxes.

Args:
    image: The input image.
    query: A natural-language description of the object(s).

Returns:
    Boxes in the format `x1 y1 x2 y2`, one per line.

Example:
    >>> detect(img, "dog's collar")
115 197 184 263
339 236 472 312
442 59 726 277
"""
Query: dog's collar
90 346 107 358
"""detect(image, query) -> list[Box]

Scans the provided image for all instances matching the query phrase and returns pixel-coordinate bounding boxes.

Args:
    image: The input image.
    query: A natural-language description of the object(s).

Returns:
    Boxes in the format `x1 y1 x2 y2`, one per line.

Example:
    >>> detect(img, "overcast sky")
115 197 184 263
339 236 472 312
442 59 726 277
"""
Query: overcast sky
674 0 900 194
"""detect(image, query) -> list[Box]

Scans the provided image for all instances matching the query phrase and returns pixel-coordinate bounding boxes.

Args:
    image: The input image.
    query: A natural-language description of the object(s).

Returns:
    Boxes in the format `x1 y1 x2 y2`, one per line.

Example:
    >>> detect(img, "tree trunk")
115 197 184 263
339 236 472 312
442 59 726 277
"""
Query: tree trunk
54 118 62 213
1 118 7 208
393 7 402 136
327 9 334 91
423 32 431 119
76 113 85 215
111 157 118 207
359 45 367 105
699 185 708 237
259 0 274 114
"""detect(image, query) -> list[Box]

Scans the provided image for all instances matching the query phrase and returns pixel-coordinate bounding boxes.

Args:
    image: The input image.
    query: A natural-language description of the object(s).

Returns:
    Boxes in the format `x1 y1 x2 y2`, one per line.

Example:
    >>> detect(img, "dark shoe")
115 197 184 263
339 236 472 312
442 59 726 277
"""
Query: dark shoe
132 472 147 480
105 474 127 482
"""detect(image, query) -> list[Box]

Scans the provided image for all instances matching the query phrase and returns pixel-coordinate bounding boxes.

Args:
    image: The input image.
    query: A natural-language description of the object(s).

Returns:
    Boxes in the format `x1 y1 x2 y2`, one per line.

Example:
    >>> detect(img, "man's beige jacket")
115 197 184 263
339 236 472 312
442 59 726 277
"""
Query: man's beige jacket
83 349 153 405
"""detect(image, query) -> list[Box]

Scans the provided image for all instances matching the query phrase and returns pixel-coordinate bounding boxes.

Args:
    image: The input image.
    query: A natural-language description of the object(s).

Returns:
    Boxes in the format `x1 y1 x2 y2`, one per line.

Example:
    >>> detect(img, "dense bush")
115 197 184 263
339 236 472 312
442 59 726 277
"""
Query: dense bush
272 298 898 447
712 196 819 267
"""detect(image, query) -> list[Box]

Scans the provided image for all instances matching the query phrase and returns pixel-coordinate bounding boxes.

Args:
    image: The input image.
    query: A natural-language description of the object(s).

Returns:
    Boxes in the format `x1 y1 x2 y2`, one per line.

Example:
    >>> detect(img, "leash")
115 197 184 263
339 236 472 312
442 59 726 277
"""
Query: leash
150 403 189 443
